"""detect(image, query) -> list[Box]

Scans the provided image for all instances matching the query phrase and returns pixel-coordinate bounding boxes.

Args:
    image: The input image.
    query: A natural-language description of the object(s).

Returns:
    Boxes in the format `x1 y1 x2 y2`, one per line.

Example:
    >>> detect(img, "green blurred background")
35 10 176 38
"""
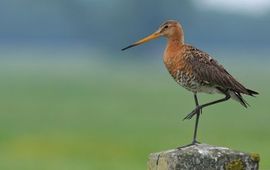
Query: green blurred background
0 0 269 169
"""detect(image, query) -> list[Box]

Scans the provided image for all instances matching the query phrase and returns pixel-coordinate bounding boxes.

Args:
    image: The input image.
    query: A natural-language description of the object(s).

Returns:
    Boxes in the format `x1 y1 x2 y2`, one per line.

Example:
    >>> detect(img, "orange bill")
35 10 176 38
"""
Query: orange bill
122 32 161 51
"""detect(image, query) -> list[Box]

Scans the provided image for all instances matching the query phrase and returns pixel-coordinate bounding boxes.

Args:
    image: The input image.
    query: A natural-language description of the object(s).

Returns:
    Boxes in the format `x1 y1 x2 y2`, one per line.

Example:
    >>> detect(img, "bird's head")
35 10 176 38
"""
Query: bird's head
122 20 183 51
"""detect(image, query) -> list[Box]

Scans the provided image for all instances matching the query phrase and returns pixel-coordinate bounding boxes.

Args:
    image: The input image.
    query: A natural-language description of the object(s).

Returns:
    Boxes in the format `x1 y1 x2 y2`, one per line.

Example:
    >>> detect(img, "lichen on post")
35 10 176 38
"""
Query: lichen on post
147 143 259 170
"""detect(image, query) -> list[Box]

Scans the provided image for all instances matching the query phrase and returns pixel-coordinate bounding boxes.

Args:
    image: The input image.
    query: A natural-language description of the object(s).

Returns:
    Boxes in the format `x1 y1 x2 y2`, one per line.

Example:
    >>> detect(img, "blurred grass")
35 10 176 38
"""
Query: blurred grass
0 55 269 170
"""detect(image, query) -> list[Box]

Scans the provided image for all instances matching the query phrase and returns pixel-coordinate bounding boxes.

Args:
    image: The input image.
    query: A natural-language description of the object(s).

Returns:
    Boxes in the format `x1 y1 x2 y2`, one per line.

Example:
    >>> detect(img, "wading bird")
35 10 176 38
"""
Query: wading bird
122 20 258 145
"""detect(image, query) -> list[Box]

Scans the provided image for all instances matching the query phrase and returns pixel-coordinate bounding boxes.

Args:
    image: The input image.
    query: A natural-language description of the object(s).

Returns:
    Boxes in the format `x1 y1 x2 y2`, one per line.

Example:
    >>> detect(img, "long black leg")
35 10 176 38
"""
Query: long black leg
177 93 200 149
184 93 230 120
192 93 200 144
178 92 230 149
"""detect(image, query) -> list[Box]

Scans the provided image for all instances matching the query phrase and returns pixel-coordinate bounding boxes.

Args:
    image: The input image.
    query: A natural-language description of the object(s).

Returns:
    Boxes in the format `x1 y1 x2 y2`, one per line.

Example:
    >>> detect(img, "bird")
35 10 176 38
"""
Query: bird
121 20 258 145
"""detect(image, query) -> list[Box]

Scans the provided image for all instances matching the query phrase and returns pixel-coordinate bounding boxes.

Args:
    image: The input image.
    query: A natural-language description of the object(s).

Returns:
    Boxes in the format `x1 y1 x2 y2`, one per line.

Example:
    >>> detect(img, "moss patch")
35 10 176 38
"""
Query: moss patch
250 153 260 162
225 159 244 170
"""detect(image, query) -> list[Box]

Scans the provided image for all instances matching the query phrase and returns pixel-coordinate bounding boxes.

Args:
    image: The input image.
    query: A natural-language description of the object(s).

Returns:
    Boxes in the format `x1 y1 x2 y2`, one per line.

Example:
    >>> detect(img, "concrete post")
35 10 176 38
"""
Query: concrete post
148 143 259 170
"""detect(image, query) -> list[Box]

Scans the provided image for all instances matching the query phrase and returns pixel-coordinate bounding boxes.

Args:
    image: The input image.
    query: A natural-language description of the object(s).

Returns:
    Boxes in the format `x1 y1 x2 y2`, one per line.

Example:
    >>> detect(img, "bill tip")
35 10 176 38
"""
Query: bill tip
121 44 136 51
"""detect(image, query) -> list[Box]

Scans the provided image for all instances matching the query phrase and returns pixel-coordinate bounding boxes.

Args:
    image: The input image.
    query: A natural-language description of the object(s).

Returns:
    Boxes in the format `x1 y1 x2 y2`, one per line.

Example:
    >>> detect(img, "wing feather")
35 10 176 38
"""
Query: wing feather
185 45 250 95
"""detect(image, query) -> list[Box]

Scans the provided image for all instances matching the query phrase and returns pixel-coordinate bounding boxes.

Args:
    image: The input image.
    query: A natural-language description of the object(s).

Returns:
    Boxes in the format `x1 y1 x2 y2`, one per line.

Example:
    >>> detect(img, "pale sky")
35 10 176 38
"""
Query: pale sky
192 0 270 16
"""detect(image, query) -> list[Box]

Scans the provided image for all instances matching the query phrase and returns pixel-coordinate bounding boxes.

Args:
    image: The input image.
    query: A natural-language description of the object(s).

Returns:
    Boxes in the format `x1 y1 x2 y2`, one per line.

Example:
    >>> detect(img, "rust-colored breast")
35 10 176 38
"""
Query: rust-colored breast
163 43 202 92
163 43 192 79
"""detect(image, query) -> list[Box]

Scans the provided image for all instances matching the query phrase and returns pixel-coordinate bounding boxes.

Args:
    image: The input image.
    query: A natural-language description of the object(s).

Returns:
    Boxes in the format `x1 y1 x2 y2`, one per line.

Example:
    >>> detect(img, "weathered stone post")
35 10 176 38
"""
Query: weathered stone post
147 143 259 170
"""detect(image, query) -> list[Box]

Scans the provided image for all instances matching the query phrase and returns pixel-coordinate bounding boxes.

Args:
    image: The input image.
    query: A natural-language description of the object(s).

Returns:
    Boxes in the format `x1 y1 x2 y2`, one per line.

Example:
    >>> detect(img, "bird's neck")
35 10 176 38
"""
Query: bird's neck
163 28 185 65
168 27 184 45
164 38 184 56
167 38 183 47
163 39 185 78
165 29 184 50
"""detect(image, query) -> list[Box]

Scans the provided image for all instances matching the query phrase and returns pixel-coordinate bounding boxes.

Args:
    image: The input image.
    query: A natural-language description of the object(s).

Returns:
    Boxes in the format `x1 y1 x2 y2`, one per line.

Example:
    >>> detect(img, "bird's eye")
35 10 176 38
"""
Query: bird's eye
164 25 168 29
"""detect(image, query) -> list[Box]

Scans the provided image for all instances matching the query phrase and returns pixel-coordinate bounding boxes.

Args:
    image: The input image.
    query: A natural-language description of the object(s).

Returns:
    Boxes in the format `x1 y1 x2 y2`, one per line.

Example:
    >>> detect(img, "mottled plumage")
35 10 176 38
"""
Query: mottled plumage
122 20 258 145
164 44 258 107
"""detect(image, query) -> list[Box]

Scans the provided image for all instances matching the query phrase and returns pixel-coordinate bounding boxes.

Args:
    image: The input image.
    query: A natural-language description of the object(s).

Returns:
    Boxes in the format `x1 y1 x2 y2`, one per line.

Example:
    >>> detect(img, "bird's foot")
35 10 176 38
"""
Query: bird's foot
192 140 200 145
183 106 202 120
177 140 200 149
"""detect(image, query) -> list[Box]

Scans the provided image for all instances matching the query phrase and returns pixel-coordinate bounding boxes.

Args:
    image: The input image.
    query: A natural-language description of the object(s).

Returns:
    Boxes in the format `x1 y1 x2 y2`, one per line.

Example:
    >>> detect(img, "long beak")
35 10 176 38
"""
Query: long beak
121 32 161 51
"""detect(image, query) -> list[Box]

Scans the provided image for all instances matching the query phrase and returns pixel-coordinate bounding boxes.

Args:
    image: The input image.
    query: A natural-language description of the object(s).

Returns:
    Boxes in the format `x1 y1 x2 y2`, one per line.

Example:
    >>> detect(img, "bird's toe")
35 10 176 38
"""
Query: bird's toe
183 106 201 120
